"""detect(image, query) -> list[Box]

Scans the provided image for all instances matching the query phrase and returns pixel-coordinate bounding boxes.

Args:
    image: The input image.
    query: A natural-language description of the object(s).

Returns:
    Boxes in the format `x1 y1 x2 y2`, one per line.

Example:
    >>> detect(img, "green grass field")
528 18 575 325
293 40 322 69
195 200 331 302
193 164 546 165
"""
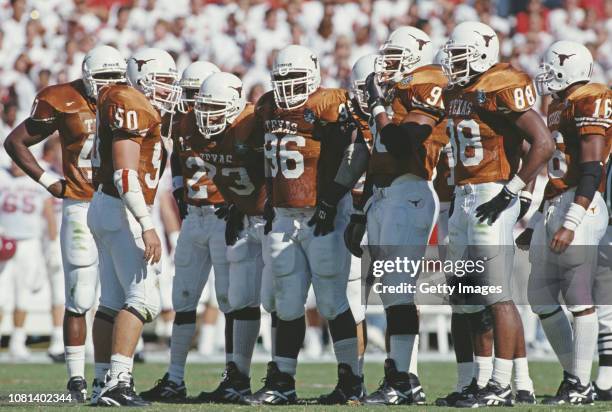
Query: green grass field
0 361 611 411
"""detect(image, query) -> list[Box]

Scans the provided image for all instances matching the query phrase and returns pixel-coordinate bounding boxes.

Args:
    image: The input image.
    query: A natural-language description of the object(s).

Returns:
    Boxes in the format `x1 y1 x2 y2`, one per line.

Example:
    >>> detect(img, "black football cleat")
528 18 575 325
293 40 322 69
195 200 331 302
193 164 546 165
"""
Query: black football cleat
318 363 364 405
139 373 186 402
515 389 536 404
197 361 251 403
363 359 414 405
66 376 87 403
97 373 151 407
242 361 297 405
435 378 480 407
594 381 612 401
455 379 513 408
542 372 593 405
408 372 426 404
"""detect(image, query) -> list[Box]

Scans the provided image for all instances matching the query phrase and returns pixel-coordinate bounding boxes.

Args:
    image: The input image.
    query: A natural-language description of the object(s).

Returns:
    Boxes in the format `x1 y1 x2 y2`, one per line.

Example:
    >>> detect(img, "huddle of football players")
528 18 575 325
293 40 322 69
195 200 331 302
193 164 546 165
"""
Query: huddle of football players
3 16 611 407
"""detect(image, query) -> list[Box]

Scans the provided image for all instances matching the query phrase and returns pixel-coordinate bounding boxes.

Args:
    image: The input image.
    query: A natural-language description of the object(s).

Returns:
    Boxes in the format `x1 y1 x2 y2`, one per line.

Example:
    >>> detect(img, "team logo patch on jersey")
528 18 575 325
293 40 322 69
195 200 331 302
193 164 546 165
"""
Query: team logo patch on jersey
303 108 316 124
399 75 413 87
476 90 486 105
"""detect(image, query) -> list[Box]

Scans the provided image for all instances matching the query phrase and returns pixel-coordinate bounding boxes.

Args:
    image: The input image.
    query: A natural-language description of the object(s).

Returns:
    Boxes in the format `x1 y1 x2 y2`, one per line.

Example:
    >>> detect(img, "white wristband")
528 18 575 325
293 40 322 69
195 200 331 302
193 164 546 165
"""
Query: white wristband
519 190 532 201
506 175 526 195
172 176 184 191
371 105 385 117
138 215 154 232
562 202 586 231
38 171 60 189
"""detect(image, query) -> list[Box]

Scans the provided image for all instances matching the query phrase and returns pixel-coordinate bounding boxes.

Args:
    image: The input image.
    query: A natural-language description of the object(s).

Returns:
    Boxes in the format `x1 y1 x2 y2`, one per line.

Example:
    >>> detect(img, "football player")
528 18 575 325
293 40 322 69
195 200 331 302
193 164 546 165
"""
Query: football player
140 72 261 404
0 162 57 361
4 45 126 402
89 48 181 406
525 40 611 404
176 61 220 115
346 27 445 405
440 21 553 407
247 45 369 405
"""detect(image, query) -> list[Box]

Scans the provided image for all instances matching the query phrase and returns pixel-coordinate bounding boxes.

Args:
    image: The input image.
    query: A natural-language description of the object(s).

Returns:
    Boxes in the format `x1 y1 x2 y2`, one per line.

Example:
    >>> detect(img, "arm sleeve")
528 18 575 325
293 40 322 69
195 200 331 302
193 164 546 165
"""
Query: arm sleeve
25 97 59 136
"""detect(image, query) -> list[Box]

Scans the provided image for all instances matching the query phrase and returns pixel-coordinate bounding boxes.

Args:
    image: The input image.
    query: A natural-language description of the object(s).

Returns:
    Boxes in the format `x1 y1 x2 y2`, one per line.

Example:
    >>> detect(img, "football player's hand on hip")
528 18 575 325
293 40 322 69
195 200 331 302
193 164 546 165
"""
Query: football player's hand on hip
475 186 516 224
263 200 275 235
214 203 229 220
515 228 533 251
173 188 188 220
47 179 67 198
225 205 245 246
143 229 162 264
308 200 337 236
550 227 574 254
344 213 366 257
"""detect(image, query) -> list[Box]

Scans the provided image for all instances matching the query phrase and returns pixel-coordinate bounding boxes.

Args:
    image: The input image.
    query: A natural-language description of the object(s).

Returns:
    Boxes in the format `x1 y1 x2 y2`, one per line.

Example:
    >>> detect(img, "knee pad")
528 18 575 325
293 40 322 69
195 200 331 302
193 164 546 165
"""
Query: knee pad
467 307 493 334
65 266 98 314
174 310 196 325
386 304 418 335
125 293 160 323
233 306 261 321
568 305 594 314
533 304 562 317
96 307 118 323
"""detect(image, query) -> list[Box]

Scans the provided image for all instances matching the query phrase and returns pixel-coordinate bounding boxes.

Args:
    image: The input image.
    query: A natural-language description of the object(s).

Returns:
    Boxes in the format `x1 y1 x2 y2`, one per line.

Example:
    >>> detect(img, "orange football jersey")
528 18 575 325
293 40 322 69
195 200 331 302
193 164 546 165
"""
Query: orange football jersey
173 104 265 214
257 88 351 208
545 83 612 199
433 142 455 203
93 84 163 205
443 63 535 185
368 64 448 183
29 80 96 201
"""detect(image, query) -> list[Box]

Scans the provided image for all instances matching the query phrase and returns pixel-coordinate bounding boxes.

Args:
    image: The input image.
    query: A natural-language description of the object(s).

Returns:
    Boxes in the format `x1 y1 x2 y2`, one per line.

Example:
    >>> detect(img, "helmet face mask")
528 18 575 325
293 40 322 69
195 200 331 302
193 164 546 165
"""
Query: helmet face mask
139 73 182 114
535 63 556 95
271 45 320 110
376 46 419 84
194 99 234 137
82 45 127 99
534 41 593 97
350 53 379 116
441 44 479 86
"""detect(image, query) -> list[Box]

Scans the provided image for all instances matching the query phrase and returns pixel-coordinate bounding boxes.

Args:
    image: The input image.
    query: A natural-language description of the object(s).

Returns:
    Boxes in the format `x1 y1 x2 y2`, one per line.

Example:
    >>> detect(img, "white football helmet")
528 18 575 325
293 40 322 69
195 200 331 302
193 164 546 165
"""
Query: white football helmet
377 26 434 84
535 41 593 96
82 45 126 99
271 45 321 110
177 61 220 113
442 21 499 86
126 48 181 114
351 54 379 114
194 72 246 137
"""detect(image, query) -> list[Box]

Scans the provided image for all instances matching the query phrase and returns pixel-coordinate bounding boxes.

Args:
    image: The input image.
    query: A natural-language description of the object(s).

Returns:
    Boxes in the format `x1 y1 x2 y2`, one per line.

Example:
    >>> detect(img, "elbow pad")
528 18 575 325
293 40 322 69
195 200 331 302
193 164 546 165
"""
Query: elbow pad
334 142 370 188
575 161 603 202
380 122 432 159
113 169 153 232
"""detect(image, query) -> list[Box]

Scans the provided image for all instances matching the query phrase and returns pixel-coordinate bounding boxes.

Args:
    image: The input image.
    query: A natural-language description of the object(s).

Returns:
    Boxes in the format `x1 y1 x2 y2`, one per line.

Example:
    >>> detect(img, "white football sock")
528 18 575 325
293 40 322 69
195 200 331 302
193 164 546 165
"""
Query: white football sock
333 337 359 374
10 327 26 348
474 356 493 387
65 345 86 378
233 318 261 376
390 334 416 373
540 309 574 372
492 358 513 387
94 362 110 382
50 326 63 348
513 357 534 392
596 366 612 390
275 356 297 376
168 323 196 384
109 354 133 380
456 362 475 392
572 311 597 386
409 334 419 375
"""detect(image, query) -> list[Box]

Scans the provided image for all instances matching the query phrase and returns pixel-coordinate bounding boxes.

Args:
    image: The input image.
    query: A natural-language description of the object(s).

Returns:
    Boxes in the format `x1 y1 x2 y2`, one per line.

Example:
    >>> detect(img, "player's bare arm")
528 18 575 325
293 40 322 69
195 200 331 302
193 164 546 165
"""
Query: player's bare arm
550 133 606 253
112 137 162 264
4 122 65 198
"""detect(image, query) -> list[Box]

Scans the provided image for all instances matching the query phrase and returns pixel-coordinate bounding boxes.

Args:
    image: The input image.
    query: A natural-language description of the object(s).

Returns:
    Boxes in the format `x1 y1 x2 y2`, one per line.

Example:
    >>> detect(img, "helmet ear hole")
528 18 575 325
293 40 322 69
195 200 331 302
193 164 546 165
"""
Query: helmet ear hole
557 73 563 78
481 54 487 60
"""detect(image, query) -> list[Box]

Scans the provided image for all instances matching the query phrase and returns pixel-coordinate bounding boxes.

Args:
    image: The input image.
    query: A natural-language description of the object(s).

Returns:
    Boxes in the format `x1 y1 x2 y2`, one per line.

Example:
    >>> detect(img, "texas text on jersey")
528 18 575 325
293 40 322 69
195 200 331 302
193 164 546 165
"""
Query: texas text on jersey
443 63 536 185
172 110 226 207
369 64 448 185
545 83 612 199
257 87 352 208
93 84 164 205
28 80 96 200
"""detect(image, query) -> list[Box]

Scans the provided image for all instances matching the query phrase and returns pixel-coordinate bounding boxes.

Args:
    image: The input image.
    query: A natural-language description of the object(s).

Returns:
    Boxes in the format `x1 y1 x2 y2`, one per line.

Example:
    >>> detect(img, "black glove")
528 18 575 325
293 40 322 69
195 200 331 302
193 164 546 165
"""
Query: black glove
214 203 229 220
365 72 385 113
173 188 188 220
307 200 337 236
344 213 366 257
475 186 517 224
263 200 275 235
517 192 532 222
448 194 455 218
224 204 245 246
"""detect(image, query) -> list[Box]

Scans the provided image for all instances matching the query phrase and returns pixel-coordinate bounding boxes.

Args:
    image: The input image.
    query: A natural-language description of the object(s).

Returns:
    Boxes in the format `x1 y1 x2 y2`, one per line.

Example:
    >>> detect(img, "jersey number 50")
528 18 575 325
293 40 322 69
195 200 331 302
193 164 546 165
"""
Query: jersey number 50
264 134 305 179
